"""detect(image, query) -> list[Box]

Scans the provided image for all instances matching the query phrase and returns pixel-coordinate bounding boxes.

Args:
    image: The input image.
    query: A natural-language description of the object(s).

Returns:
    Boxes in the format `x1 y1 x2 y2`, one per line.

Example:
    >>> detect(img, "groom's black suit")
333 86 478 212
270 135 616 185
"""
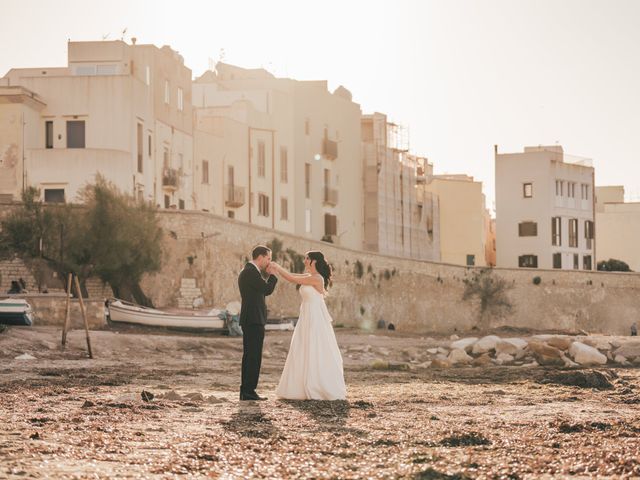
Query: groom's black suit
238 262 278 399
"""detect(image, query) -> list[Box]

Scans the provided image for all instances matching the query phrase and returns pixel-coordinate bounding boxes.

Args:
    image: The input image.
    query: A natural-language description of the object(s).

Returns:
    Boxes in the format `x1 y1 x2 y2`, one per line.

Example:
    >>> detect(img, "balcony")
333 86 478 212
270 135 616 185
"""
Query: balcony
322 139 338 160
224 185 246 208
323 187 338 206
162 168 179 191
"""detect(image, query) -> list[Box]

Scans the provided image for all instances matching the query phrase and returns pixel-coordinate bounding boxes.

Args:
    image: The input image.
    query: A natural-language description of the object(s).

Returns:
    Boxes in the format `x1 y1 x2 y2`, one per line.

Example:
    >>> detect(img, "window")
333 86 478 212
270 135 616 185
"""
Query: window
518 255 538 268
66 120 85 148
148 134 152 157
44 189 65 204
164 195 170 208
227 210 235 219
280 147 288 183
257 141 266 177
202 160 209 184
145 66 150 86
553 252 562 269
304 118 310 135
305 163 311 199
466 255 475 266
324 213 337 236
523 183 533 198
573 253 579 270
258 193 269 217
568 182 576 198
227 166 235 187
177 87 184 111
164 80 170 104
552 216 562 246
45 121 53 148
281 197 288 221
568 218 578 247
584 220 594 249
583 255 592 270
518 221 537 237
581 184 589 200
163 147 169 169
555 180 563 196
137 123 143 173
305 209 311 232
179 153 184 170
179 199 185 210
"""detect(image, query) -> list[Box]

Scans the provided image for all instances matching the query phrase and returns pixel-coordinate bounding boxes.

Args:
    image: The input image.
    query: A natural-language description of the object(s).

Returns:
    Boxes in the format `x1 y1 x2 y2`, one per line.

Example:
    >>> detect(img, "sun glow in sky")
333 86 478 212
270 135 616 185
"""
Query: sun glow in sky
3 0 640 208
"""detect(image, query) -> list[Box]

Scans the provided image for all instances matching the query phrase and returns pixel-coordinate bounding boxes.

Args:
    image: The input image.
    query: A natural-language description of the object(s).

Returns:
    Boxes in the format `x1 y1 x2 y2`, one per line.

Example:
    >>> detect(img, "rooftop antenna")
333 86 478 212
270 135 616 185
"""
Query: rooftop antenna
120 28 127 41
102 33 110 40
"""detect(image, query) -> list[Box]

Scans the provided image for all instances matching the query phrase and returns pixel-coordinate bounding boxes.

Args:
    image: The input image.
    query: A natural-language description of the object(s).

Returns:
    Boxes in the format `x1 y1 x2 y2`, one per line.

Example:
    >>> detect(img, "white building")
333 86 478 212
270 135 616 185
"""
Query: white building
0 40 194 208
192 63 363 250
495 145 595 270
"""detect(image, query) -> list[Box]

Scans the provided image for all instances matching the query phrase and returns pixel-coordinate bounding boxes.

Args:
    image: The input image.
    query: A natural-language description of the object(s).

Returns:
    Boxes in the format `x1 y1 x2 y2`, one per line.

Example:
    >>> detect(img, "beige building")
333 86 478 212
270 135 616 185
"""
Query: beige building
595 185 640 271
495 145 595 270
361 113 440 260
424 174 489 266
192 63 363 250
0 40 194 208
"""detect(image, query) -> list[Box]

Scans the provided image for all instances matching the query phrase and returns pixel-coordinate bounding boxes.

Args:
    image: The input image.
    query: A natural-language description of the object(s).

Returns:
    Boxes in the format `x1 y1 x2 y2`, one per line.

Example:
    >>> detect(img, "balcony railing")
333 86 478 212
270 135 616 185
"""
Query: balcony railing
162 168 179 191
323 187 338 206
322 139 338 160
224 185 246 207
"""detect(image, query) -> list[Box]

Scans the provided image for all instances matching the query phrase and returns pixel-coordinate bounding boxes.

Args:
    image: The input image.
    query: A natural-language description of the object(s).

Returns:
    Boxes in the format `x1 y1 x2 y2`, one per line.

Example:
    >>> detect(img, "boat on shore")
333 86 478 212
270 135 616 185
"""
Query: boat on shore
0 298 34 326
106 299 227 331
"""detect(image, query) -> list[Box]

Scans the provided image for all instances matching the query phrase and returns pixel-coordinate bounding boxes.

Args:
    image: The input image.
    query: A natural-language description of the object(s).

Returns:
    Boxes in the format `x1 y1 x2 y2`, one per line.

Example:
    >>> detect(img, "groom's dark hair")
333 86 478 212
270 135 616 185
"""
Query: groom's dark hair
252 245 271 259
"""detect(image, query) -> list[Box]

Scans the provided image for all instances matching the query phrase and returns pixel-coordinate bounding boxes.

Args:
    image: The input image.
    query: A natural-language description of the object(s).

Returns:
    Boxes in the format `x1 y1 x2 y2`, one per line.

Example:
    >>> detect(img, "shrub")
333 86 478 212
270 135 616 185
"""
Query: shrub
533 276 541 285
597 259 632 272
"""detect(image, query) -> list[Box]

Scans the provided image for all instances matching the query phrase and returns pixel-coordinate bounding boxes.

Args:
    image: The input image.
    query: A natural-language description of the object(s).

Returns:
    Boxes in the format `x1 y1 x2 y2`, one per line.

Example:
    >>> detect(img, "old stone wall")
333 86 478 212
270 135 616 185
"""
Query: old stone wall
2 204 640 334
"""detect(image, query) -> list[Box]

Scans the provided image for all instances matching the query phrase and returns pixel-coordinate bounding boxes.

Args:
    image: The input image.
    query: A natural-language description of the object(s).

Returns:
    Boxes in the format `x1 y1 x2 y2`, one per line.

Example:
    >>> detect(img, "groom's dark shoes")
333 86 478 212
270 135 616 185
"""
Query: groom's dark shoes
240 391 267 401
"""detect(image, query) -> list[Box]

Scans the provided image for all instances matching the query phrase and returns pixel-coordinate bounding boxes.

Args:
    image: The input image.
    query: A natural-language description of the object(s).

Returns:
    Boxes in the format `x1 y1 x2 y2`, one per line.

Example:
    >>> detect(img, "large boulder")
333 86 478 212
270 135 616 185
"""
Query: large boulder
569 342 608 366
472 335 501 355
495 353 515 365
581 336 612 351
495 340 520 356
448 348 473 365
450 337 478 352
545 336 573 351
528 341 565 366
612 342 640 361
472 354 493 367
503 338 528 350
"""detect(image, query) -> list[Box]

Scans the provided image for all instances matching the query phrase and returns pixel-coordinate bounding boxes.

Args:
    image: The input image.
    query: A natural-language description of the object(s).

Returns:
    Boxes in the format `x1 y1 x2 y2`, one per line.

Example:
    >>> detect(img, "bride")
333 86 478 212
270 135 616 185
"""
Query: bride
271 251 346 400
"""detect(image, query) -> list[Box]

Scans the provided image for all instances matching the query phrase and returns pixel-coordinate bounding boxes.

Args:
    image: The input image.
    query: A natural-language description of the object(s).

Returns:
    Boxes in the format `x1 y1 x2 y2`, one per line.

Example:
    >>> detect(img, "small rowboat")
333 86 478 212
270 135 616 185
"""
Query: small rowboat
0 298 34 326
106 299 226 331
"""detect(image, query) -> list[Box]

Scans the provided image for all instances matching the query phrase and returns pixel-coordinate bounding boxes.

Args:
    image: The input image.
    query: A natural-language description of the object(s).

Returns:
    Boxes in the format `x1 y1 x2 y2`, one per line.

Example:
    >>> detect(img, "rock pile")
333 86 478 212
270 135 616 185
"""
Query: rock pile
420 335 640 369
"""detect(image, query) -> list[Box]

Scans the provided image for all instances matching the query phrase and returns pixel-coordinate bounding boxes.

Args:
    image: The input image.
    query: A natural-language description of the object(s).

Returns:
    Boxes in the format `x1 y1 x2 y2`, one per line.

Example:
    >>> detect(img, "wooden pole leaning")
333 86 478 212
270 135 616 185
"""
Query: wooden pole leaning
73 275 93 359
61 273 73 349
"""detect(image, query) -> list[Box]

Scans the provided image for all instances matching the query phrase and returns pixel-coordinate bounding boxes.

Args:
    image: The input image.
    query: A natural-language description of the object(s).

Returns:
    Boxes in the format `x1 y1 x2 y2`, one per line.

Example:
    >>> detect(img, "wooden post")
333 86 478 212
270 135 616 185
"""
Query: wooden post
73 275 93 359
61 273 73 349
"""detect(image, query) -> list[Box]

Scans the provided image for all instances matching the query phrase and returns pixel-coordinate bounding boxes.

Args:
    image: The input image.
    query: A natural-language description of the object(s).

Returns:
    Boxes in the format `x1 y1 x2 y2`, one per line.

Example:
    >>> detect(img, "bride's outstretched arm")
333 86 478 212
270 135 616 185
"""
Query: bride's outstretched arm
274 264 322 287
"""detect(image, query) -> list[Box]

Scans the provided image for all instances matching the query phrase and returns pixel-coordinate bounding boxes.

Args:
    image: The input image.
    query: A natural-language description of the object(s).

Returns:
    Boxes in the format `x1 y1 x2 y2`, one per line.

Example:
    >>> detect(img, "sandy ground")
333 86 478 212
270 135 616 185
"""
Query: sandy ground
1 325 639 479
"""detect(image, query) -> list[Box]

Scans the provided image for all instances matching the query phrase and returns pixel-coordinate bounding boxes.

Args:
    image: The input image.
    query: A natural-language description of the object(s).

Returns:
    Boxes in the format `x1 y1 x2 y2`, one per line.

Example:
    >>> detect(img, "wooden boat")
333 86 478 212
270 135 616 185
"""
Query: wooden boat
0 298 34 326
106 299 226 330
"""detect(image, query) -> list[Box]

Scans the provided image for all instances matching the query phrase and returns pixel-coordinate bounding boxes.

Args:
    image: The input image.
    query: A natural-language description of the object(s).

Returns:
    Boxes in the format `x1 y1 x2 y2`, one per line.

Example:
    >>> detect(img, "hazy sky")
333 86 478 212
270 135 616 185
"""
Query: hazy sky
2 0 639 209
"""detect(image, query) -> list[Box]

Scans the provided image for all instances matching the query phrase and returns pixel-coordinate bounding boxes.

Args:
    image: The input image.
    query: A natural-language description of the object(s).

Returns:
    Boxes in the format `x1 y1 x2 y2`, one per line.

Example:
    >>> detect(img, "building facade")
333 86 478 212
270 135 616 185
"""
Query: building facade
0 40 194 208
595 185 640 271
361 112 439 260
424 174 489 267
495 145 595 270
192 63 363 250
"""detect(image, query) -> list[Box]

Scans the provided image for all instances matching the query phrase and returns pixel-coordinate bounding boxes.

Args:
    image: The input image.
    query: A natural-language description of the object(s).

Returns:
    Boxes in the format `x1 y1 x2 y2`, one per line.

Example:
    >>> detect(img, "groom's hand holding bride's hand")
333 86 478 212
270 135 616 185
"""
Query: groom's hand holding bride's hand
267 262 280 275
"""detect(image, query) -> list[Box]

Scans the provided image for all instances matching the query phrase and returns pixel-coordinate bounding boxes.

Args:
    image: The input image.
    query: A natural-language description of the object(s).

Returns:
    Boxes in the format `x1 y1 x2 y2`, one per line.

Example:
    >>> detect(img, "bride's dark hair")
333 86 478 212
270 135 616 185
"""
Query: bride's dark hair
307 251 332 289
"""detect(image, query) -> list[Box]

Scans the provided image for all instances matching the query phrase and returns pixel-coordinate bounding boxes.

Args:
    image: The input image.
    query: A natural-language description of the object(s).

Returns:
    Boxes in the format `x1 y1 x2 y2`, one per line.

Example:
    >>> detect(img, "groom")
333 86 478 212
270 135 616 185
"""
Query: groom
238 245 278 401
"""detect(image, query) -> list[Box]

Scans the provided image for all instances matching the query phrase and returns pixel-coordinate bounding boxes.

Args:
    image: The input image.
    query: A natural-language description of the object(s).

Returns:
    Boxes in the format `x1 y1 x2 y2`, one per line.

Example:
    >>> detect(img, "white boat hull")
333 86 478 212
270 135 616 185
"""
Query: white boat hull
108 300 226 330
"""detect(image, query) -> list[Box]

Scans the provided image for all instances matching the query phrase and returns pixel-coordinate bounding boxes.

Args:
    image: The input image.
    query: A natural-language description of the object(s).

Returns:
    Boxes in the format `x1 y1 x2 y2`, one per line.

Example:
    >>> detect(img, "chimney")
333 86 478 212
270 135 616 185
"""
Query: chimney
131 37 137 45
494 144 498 155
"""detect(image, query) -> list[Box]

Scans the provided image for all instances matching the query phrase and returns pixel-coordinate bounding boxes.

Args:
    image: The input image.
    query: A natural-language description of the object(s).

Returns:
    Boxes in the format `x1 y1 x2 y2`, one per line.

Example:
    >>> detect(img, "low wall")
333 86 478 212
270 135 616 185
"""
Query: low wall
2 293 107 329
140 210 640 335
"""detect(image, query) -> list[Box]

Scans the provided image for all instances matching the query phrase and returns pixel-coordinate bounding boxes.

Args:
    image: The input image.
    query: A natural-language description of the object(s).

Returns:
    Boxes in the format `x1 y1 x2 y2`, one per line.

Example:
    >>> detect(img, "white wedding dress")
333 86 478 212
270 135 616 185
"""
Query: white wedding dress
276 285 346 400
